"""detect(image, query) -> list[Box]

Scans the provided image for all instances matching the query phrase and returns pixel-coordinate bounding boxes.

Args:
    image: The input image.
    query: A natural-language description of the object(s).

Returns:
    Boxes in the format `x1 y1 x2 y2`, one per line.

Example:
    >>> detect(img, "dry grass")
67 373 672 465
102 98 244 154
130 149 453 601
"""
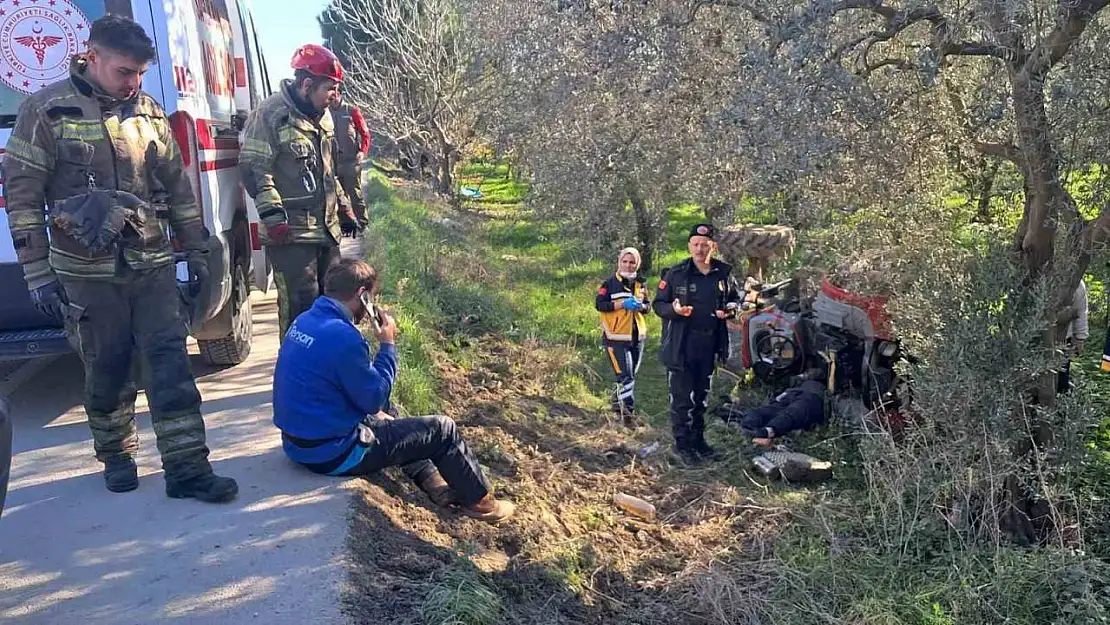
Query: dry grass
343 329 792 624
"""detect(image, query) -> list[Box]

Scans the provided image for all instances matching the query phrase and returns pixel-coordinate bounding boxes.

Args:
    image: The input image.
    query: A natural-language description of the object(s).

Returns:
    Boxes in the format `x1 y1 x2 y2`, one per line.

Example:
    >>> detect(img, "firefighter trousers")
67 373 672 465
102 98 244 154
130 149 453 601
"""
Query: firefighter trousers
61 265 212 481
268 242 342 338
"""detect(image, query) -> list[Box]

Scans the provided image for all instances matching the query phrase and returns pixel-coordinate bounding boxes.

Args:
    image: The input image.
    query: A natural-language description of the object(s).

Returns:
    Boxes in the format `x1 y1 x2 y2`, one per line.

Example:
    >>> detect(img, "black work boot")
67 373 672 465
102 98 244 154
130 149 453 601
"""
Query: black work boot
673 440 704 466
166 472 239 503
693 436 721 462
104 457 139 493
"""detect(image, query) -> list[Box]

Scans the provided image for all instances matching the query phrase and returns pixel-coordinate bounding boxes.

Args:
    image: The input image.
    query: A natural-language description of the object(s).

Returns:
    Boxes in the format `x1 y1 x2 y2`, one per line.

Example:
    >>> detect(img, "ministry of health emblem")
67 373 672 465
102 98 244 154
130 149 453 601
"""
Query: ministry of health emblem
0 0 89 95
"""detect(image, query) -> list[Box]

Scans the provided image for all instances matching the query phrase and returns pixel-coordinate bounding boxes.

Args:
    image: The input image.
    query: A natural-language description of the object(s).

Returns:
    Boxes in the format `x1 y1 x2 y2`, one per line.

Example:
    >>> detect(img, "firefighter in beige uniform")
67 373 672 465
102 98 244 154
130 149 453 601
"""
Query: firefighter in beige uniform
2 16 237 501
239 44 356 337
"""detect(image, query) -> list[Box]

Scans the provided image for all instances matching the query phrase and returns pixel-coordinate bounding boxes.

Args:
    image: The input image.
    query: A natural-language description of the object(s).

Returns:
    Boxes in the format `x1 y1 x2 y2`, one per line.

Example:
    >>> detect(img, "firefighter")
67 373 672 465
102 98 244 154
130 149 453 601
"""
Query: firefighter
595 247 650 424
330 93 370 236
1 15 237 501
239 44 358 337
652 224 741 463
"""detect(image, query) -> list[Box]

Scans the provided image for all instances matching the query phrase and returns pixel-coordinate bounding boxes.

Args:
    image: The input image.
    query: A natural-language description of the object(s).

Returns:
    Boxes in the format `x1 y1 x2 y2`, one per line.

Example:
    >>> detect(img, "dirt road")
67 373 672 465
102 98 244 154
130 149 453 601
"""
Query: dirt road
0 290 355 624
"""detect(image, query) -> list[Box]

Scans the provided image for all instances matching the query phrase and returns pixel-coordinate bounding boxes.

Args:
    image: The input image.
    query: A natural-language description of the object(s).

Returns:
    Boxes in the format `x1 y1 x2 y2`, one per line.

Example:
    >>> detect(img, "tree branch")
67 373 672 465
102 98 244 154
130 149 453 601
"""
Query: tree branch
974 142 1020 163
1025 0 1110 79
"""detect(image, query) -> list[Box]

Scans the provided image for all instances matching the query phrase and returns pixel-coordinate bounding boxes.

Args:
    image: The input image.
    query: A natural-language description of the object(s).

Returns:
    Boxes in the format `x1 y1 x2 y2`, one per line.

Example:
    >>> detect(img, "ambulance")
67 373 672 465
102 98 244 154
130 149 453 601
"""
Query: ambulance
0 0 274 364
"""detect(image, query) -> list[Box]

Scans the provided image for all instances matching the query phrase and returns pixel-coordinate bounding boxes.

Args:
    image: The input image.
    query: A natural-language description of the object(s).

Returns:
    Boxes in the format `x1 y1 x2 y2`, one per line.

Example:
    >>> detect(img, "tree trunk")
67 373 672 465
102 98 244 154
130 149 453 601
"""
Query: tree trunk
997 70 1093 544
629 190 656 275
704 201 733 230
973 159 1001 224
439 143 453 194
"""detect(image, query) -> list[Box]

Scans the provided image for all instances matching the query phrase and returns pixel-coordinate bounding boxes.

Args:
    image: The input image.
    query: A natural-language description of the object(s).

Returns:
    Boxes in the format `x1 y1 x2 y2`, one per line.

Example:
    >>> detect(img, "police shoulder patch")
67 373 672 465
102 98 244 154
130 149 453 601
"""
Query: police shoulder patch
658 280 667 289
598 286 608 296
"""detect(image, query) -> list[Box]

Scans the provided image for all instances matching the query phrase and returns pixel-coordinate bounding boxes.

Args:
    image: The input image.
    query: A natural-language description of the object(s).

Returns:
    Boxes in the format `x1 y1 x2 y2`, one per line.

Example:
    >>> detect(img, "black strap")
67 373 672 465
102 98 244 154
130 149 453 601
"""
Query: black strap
281 431 336 448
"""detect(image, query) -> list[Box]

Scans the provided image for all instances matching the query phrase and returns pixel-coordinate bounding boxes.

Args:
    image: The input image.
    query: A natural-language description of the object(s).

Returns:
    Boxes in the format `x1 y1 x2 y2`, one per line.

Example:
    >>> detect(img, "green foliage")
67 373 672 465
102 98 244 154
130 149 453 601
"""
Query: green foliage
769 512 1110 625
366 162 1110 623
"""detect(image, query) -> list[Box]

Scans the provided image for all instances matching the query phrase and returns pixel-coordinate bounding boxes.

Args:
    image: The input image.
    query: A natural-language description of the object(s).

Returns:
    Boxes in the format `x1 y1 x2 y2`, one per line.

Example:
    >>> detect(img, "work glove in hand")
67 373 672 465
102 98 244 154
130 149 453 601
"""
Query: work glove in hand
53 190 144 253
340 219 363 238
621 298 642 311
339 204 362 238
186 253 209 296
30 280 68 322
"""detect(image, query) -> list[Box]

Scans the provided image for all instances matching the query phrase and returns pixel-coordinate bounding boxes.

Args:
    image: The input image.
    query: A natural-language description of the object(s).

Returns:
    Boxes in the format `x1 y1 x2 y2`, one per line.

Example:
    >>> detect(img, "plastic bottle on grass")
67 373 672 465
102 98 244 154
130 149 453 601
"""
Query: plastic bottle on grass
614 493 656 520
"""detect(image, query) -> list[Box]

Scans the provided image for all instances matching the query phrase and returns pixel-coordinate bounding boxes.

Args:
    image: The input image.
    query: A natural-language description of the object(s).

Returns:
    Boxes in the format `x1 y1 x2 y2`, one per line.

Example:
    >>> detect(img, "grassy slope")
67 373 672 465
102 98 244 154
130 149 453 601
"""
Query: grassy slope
345 164 1110 625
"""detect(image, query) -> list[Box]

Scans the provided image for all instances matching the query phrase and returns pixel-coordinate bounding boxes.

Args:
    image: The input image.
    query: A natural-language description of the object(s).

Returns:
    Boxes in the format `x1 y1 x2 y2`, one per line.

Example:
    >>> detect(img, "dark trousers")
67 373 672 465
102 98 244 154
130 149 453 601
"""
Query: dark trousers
268 242 341 337
606 342 644 411
668 337 717 448
340 415 491 506
0 397 10 515
61 265 211 481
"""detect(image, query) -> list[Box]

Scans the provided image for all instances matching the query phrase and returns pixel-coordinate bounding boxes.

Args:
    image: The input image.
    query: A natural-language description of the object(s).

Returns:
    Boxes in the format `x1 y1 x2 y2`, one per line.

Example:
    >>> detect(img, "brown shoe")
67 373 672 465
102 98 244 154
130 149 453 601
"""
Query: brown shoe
461 494 516 524
417 472 457 508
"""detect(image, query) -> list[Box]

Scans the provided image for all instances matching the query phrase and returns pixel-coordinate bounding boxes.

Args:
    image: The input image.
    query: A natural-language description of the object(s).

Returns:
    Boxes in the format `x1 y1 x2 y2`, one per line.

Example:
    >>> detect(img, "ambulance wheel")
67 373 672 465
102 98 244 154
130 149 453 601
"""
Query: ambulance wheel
198 263 253 366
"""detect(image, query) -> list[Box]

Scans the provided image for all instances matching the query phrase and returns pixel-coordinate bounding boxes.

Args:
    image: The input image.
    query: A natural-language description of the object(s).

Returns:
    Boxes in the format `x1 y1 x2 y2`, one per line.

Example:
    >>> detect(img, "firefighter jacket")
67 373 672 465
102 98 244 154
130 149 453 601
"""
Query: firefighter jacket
239 80 346 245
2 58 205 289
595 273 649 345
652 258 740 371
330 101 368 228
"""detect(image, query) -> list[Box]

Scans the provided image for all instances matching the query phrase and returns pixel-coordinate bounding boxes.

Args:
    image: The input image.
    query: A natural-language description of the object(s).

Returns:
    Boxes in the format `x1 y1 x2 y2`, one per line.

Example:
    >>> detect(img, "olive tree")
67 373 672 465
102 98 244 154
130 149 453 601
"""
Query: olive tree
701 0 1110 546
320 0 485 193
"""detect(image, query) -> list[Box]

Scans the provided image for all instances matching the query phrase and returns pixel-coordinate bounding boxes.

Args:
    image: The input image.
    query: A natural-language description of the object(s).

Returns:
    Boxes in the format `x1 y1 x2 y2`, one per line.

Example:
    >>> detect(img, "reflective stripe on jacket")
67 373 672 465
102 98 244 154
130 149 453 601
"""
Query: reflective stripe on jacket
595 273 648 344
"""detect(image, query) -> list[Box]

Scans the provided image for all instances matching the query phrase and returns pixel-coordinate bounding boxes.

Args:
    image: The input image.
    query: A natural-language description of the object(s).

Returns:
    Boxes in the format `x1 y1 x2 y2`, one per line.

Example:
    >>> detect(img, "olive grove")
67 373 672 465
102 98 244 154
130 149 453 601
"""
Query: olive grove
325 0 1110 619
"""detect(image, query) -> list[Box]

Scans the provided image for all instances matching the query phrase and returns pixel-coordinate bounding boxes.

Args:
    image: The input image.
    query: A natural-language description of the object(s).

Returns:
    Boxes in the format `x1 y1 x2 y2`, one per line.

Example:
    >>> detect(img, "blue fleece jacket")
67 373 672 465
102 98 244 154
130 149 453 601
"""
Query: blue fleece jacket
272 296 397 466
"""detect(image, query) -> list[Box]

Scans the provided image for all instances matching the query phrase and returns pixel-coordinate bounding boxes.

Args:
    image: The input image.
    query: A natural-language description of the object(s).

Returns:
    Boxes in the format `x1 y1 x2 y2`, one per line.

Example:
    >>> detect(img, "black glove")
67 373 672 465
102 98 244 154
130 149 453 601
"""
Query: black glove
30 280 68 322
52 190 144 253
186 253 209 296
341 220 363 238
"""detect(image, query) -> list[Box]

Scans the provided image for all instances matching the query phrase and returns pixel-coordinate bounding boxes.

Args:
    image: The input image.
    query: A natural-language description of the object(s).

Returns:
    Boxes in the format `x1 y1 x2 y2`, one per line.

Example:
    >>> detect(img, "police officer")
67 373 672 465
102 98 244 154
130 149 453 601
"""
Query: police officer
239 44 356 337
2 15 237 501
653 224 741 463
330 93 370 236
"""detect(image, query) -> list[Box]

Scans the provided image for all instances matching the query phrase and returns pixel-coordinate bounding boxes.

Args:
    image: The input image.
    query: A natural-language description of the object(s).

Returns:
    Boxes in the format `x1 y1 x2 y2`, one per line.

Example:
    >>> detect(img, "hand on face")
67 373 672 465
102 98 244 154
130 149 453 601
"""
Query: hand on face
688 236 714 265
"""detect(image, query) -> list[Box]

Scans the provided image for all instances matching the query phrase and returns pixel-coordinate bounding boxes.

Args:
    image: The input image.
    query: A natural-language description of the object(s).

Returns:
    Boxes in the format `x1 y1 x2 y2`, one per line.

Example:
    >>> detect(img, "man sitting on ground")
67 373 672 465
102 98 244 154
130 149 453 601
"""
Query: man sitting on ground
272 258 515 523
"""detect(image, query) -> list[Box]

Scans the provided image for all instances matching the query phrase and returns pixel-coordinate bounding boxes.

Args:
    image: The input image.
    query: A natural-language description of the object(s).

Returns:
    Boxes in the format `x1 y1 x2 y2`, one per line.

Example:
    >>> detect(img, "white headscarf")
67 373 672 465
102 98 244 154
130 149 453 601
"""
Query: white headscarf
617 247 641 279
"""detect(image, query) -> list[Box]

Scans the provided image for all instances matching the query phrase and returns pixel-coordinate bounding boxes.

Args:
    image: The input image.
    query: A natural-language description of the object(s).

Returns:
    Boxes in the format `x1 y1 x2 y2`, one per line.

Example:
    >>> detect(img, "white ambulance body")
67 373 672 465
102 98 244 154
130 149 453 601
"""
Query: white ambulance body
0 0 273 363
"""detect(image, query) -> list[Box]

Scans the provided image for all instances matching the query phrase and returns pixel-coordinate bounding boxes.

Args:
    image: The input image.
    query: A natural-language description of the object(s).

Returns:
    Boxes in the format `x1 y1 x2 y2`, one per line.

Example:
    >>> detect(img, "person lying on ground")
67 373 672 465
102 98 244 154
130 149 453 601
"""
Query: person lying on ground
595 247 650 425
733 379 827 446
272 258 515 524
716 368 828 444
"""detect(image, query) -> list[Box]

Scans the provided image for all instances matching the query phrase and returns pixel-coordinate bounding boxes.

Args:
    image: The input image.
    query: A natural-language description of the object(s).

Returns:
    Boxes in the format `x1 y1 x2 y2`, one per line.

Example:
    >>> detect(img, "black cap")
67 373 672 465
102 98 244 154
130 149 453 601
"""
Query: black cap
689 223 715 240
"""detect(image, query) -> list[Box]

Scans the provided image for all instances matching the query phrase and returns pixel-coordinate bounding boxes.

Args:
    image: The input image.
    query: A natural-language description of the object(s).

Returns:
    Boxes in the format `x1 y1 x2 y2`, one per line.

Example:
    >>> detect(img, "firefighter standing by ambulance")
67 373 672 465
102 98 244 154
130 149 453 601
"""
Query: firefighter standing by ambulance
2 15 237 501
595 247 650 425
330 93 370 236
239 44 358 337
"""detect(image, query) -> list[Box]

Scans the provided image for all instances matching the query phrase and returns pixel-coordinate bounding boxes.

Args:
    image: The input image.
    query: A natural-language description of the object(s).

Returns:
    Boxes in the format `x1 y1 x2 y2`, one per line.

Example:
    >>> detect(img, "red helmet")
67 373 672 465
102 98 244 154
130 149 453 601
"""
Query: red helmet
291 44 344 82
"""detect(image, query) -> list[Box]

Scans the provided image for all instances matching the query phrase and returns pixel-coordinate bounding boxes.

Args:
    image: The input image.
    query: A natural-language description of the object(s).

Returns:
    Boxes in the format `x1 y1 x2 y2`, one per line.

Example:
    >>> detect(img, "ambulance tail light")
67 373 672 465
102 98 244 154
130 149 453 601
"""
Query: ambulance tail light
168 111 204 247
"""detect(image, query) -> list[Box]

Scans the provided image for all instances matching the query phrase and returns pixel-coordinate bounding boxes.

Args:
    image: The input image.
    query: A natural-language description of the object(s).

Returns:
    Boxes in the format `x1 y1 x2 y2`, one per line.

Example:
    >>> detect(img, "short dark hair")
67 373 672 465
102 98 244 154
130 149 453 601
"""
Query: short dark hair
294 69 321 92
324 259 378 300
89 14 156 63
